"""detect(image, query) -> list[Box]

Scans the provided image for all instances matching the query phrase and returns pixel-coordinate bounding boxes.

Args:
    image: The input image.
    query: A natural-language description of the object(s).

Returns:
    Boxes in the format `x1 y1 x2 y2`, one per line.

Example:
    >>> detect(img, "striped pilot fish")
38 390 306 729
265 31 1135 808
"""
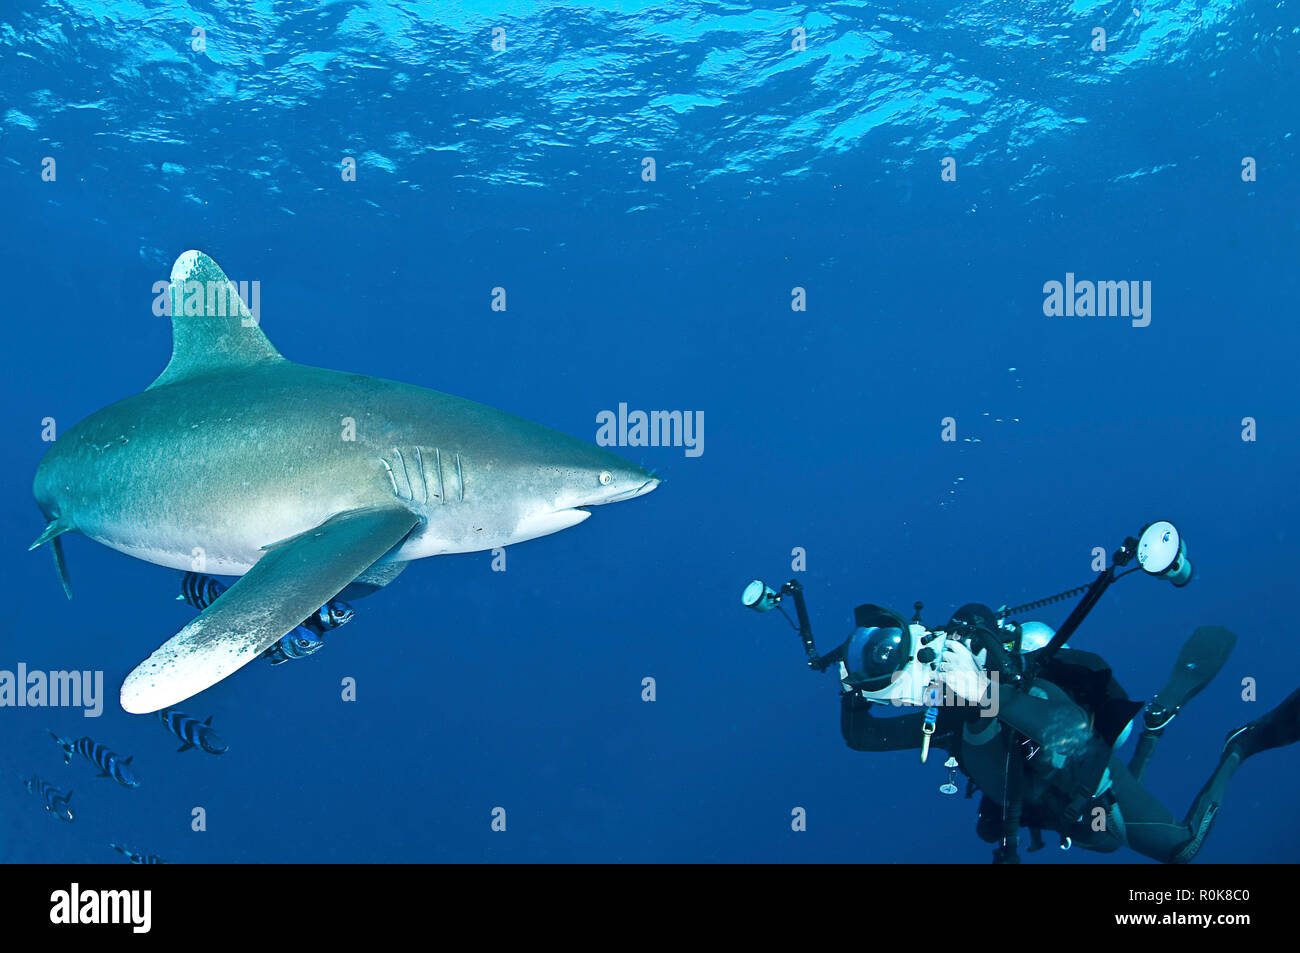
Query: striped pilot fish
111 843 167 864
157 708 228 755
179 571 353 663
48 732 140 788
24 776 74 822
178 570 224 612
301 598 355 635
263 625 326 665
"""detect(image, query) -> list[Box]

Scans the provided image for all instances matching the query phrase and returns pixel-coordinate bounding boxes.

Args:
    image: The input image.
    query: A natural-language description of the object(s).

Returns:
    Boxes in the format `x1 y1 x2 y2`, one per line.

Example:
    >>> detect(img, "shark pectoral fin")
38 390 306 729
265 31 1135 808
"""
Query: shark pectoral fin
119 505 419 714
337 559 409 601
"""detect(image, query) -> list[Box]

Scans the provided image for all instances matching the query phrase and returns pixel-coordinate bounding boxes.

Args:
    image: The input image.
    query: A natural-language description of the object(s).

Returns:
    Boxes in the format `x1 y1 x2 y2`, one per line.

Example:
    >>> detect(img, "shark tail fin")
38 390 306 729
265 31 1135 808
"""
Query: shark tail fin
31 519 74 599
148 251 287 390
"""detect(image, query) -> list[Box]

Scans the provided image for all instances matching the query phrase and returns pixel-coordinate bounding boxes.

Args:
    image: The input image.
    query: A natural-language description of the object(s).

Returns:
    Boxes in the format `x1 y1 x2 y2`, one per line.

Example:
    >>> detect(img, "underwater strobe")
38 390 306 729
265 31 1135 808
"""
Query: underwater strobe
1136 520 1194 587
741 578 830 669
741 580 781 613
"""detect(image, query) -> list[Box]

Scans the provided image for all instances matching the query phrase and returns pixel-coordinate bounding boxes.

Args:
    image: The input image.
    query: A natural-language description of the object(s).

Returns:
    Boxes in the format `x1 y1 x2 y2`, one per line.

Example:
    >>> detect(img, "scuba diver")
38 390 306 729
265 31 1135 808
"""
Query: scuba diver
743 521 1300 864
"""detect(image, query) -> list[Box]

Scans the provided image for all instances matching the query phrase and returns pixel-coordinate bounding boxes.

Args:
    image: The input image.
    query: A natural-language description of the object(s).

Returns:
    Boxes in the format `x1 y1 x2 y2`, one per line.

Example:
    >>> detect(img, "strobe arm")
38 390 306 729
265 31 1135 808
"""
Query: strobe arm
780 580 839 672
1033 535 1139 670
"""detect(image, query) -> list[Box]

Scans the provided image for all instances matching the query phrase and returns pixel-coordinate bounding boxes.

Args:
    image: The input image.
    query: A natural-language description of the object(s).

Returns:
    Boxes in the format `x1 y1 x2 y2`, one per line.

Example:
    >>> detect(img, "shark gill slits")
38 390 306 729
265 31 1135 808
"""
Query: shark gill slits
383 446 464 505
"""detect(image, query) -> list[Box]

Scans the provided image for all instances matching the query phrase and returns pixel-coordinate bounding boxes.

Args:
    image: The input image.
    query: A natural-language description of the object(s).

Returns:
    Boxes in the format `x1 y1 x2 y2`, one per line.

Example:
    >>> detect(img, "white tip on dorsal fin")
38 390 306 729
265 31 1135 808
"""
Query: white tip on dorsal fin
148 250 288 390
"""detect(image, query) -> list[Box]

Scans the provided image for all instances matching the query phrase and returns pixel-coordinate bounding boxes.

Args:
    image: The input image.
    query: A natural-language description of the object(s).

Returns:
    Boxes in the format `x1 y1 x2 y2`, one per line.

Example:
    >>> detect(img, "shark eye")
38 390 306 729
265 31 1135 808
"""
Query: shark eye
598 471 612 486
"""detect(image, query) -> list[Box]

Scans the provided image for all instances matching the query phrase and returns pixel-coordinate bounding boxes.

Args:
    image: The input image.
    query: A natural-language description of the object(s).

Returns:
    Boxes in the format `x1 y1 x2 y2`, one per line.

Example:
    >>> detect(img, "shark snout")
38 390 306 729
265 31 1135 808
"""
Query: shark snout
573 451 661 508
589 474 659 506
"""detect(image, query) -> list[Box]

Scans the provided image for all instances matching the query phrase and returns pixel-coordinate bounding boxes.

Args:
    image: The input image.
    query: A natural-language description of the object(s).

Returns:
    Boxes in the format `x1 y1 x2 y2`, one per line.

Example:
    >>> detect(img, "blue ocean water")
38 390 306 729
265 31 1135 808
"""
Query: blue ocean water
1 1 1297 864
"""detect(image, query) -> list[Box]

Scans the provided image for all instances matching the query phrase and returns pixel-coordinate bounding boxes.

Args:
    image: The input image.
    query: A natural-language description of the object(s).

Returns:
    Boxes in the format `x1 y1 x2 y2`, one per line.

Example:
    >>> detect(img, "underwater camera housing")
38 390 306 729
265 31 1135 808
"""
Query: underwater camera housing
1136 520 1194 587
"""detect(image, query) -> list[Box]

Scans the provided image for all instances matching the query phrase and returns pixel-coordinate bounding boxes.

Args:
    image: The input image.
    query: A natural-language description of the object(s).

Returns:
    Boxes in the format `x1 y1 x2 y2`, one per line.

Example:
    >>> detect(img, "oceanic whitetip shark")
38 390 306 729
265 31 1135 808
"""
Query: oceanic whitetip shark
31 250 658 714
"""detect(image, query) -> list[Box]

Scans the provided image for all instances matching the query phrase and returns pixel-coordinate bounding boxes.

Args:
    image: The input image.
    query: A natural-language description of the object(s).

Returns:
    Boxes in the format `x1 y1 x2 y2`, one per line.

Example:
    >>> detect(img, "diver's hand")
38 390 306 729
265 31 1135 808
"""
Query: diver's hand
939 638 991 704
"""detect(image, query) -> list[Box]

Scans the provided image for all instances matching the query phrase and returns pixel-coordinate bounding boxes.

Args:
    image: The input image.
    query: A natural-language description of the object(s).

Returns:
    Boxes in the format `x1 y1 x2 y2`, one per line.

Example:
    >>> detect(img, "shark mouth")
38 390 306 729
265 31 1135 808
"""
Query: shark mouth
593 477 659 506
514 507 593 543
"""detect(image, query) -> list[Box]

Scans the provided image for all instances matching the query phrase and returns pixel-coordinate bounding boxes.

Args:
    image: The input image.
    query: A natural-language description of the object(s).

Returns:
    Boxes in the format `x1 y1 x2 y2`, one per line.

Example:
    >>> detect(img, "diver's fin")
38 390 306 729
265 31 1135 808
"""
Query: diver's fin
1225 686 1300 760
1172 684 1294 862
147 251 288 391
1144 626 1238 732
119 504 419 714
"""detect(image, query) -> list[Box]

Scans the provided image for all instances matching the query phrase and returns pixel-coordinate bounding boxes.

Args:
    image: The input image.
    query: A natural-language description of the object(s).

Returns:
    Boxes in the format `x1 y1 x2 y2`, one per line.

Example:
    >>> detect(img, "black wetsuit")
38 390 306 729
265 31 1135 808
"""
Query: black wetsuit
841 647 1239 863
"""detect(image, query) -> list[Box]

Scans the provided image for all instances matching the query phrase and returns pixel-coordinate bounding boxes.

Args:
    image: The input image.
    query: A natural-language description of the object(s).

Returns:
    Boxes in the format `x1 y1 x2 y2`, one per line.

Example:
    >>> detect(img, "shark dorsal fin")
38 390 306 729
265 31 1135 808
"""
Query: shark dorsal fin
148 250 287 390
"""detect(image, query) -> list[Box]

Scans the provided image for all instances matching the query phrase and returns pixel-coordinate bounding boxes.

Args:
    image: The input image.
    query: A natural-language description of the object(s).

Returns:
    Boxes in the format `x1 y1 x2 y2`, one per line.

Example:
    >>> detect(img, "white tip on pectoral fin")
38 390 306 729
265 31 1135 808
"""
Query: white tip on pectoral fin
120 616 258 715
120 505 419 713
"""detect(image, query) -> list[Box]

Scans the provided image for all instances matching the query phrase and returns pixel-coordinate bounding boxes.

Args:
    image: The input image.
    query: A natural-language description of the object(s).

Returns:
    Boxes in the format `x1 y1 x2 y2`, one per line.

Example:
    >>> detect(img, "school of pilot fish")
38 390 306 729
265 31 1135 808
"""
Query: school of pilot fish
24 571 356 862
